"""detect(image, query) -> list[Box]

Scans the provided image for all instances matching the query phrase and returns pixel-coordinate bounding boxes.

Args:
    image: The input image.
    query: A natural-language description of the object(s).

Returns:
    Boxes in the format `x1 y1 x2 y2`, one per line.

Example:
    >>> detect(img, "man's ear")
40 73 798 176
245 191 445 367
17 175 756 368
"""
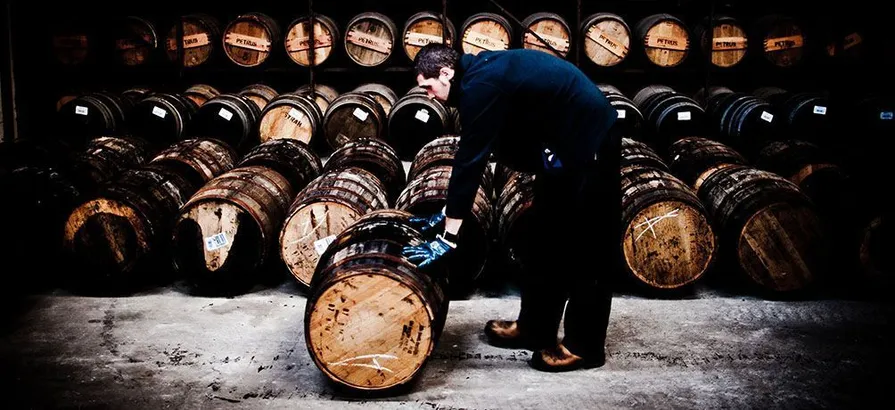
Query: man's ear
440 67 454 81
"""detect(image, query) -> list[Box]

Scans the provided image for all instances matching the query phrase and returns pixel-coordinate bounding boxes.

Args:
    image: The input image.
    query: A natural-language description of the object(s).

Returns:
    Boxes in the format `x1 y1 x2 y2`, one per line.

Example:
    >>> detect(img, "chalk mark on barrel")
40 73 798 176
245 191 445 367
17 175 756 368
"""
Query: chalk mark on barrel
287 209 329 244
328 354 397 373
634 208 680 241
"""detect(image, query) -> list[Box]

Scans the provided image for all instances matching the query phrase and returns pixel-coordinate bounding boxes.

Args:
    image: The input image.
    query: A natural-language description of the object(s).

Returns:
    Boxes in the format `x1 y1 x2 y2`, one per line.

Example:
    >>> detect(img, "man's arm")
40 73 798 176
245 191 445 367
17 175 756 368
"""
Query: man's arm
443 82 507 240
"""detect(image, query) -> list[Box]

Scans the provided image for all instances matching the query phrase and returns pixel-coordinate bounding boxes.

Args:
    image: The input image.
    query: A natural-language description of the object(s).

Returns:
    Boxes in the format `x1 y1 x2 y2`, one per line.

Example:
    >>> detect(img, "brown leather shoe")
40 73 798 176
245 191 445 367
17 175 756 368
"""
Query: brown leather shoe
529 343 605 372
484 320 537 350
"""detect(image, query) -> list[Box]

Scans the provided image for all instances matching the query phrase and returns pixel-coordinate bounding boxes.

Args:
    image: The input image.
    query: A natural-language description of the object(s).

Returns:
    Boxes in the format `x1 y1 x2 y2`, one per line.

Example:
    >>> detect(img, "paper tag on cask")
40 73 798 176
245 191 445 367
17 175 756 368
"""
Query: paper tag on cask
205 232 228 251
353 107 369 121
881 111 893 120
463 31 507 51
219 108 233 121
764 35 804 51
287 108 305 125
415 109 430 123
677 111 691 121
587 27 628 58
616 109 626 119
286 33 333 52
760 111 774 122
813 106 827 115
152 106 167 118
75 106 89 115
314 235 337 255
224 33 271 52
347 30 392 54
405 32 444 47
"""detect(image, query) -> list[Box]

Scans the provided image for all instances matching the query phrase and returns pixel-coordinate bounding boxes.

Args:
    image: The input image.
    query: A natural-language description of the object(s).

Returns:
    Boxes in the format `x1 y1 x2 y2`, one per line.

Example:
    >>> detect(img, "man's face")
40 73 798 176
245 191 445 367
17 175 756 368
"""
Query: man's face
416 67 454 102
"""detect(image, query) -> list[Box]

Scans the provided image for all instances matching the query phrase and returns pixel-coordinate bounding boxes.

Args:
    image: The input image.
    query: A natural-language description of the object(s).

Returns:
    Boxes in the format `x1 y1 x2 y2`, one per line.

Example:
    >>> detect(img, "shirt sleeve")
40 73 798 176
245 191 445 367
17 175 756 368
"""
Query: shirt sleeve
445 82 507 220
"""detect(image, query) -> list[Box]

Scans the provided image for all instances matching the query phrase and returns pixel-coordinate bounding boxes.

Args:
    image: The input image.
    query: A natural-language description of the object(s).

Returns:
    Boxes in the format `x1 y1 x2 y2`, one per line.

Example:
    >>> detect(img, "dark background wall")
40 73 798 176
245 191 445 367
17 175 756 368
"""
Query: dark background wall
2 0 887 141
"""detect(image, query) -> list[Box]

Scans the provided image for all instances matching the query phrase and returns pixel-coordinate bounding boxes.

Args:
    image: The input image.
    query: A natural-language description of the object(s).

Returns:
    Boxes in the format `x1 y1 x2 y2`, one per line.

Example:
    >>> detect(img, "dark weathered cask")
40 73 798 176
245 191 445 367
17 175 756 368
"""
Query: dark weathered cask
495 170 535 270
57 91 134 142
634 14 690 67
165 13 221 68
112 16 158 66
172 166 295 294
238 138 322 192
387 90 452 160
597 84 644 138
131 92 199 145
353 83 398 116
344 12 397 67
460 13 513 55
402 11 455 61
621 138 668 170
279 167 390 288
667 136 748 189
323 138 405 205
148 138 238 189
581 13 631 67
304 209 449 393
703 91 780 155
66 136 154 194
632 85 706 148
322 91 388 153
222 12 280 67
285 14 339 67
189 94 262 153
407 135 494 197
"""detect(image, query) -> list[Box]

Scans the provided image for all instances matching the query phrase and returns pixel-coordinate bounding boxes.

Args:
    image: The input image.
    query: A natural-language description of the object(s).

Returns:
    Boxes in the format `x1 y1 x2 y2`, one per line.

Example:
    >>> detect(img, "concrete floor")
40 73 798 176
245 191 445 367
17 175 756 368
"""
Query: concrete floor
0 275 891 410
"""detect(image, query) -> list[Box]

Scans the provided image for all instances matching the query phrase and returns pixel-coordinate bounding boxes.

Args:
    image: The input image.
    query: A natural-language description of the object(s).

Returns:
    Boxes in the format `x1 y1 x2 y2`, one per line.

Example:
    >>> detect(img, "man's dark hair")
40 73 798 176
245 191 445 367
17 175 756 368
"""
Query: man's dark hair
414 44 459 79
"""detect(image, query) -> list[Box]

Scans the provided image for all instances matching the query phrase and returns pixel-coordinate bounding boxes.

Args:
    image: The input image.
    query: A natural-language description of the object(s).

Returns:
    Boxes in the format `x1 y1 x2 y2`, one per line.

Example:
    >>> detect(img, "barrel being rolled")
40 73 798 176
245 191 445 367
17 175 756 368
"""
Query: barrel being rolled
223 12 280 67
460 12 513 55
166 13 221 68
621 165 716 289
184 84 221 107
693 14 748 68
285 14 339 67
113 16 158 66
521 12 572 58
279 166 390 288
172 166 295 293
238 84 279 111
581 13 631 67
238 139 322 193
257 92 323 146
304 209 448 392
667 136 748 189
130 92 199 145
189 93 262 153
148 138 238 189
344 12 397 67
387 89 452 160
697 164 827 292
396 165 493 296
322 91 388 153
634 14 690 67
323 138 405 205
403 11 455 61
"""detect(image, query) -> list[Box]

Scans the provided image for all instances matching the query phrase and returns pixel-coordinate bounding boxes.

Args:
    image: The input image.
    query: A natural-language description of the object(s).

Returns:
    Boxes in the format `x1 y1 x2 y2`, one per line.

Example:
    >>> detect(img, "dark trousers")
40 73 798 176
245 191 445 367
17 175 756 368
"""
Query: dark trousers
515 130 621 358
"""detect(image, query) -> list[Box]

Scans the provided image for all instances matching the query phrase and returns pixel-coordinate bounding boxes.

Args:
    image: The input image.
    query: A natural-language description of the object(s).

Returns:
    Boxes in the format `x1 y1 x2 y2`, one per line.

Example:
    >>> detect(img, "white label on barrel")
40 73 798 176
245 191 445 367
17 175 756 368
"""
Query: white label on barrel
205 232 228 251
75 105 88 115
616 109 626 119
353 107 368 121
881 111 893 120
813 105 827 115
674 154 680 161
677 111 691 121
287 108 305 124
219 108 233 121
760 111 774 122
314 235 337 255
152 106 167 118
415 108 430 123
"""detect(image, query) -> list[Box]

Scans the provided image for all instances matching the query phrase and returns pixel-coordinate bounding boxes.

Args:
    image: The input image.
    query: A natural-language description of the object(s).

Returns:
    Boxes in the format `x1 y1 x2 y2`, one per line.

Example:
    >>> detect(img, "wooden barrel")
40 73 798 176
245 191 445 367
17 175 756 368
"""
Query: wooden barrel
285 14 340 67
521 12 572 58
113 16 158 66
621 165 716 289
704 92 780 155
396 165 493 295
581 13 631 67
237 139 322 192
496 170 535 269
65 136 153 194
633 85 706 148
57 91 134 142
304 209 449 393
403 11 455 61
667 136 748 189
51 24 91 65
257 92 323 145
279 167 389 288
172 166 294 293
693 14 748 68
460 12 513 55
323 138 405 205
322 91 388 152
148 138 238 189
166 13 221 68
634 14 690 67
755 89 831 146
598 84 644 138
694 85 734 106
238 84 279 111
130 92 199 145
621 138 668 170
353 83 398 116
222 12 280 67
189 93 262 153
344 12 397 67
62 163 198 285
387 91 451 160
752 14 805 68
407 135 494 196
697 164 826 292
755 140 850 208
295 83 340 113
183 84 221 107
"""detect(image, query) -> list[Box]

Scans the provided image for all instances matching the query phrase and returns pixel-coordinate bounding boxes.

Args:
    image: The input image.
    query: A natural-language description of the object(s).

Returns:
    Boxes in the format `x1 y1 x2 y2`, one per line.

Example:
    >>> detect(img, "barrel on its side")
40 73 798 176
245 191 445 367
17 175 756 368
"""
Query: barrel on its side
322 91 388 153
57 91 134 144
172 166 295 294
166 13 221 68
621 165 716 289
704 91 780 155
238 138 322 192
323 138 405 205
304 209 449 393
279 167 390 288
581 13 631 67
407 135 494 197
344 12 397 67
222 12 280 67
65 136 154 195
353 83 398 116
667 136 748 189
257 92 323 146
285 14 340 67
599 84 644 138
621 137 668 170
184 84 221 107
296 83 340 113
633 85 706 149
189 94 262 153
520 12 572 58
460 12 513 55
130 92 199 146
238 84 279 111
403 11 455 61
634 14 690 67
148 138 238 189
113 16 158 66
387 90 451 160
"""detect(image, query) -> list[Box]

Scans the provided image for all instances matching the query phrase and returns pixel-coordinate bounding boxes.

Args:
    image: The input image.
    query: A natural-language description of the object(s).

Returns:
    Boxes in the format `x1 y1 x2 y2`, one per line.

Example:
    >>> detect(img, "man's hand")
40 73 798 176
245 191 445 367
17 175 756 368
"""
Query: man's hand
402 234 456 268
407 209 446 233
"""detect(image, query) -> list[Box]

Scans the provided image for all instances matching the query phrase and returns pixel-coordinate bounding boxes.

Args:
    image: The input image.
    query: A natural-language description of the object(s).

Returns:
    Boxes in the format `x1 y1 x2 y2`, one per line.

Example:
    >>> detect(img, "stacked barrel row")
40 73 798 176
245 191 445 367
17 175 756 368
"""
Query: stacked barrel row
52 11 849 69
55 81 459 162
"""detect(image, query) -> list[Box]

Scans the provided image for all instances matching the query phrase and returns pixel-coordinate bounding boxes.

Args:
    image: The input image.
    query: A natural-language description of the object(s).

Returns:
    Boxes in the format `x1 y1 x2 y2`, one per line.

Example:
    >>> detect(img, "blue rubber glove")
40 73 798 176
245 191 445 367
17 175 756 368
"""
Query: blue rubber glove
402 234 456 268
407 207 446 233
